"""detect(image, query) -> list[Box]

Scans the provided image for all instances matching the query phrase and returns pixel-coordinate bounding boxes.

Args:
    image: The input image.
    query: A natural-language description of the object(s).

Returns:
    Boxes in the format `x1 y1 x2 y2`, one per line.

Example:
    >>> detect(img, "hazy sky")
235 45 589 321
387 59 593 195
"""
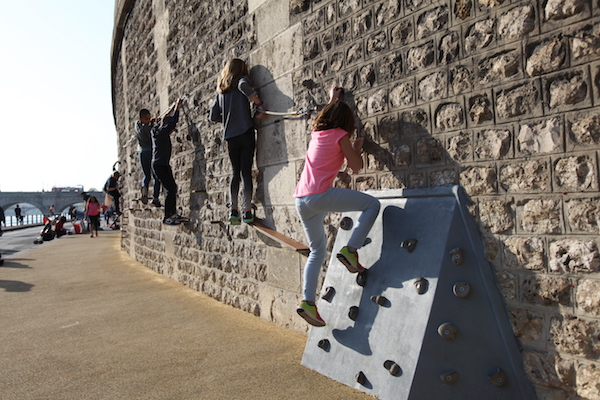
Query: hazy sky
0 1 118 192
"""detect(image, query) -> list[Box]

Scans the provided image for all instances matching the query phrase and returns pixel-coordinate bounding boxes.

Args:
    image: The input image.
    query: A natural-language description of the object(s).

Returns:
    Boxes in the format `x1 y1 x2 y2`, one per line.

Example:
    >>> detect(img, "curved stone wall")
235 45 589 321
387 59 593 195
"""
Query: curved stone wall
111 0 600 397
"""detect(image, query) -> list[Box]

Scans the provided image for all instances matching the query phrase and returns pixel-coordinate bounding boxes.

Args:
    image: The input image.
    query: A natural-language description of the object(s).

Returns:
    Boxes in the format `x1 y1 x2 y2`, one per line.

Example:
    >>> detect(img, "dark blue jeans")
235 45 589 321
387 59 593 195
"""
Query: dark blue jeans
152 163 177 218
140 150 161 199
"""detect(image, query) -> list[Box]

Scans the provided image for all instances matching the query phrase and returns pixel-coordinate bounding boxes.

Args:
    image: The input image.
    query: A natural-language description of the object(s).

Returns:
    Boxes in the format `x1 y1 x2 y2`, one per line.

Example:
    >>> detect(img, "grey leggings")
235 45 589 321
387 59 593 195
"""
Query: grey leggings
296 187 380 301
227 129 255 212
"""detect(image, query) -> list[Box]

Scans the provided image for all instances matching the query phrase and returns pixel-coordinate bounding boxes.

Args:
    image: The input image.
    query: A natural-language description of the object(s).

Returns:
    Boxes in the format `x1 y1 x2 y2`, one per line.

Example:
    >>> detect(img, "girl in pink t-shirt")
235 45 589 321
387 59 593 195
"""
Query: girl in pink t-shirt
86 196 101 237
294 86 380 327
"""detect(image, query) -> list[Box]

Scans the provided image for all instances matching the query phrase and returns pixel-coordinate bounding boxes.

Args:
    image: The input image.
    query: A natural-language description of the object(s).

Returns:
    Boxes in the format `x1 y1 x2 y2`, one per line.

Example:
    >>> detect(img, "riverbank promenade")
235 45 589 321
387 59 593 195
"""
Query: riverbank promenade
0 230 371 399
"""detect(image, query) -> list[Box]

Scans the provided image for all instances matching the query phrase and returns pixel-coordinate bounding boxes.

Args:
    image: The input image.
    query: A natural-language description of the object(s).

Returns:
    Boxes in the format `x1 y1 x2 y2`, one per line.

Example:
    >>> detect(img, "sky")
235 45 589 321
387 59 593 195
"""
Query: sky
0 1 118 192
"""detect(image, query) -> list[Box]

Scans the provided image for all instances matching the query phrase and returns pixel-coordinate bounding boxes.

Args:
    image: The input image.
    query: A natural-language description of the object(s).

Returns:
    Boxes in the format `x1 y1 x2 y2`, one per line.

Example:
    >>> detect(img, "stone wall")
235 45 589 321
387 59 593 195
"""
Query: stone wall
111 0 600 397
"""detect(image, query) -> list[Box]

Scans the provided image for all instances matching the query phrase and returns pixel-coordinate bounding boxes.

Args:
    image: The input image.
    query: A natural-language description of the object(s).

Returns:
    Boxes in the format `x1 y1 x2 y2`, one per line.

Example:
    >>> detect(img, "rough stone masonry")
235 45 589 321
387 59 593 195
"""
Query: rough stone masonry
111 0 600 398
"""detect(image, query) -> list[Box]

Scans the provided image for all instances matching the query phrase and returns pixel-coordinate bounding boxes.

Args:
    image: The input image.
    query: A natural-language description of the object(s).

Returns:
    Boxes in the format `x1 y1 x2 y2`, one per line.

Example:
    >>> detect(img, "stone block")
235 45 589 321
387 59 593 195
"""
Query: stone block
261 162 297 207
567 111 600 148
517 116 563 155
522 275 572 306
565 197 600 233
438 31 459 64
389 79 415 109
417 70 447 102
497 4 537 42
390 18 413 48
256 119 306 168
479 199 514 233
550 315 600 357
553 154 598 192
465 18 495 54
475 128 511 159
460 166 498 195
254 0 289 44
258 283 307 334
526 35 568 77
576 279 600 316
265 246 302 292
468 92 494 125
447 131 473 162
415 136 445 164
495 81 543 122
476 49 522 86
523 351 575 388
433 100 465 132
549 239 600 273
450 65 473 95
543 69 592 112
519 198 562 234
511 308 544 340
377 51 403 81
416 6 448 39
542 0 591 33
250 24 302 80
406 40 434 74
503 236 545 270
499 159 551 193
576 362 600 399
569 23 600 65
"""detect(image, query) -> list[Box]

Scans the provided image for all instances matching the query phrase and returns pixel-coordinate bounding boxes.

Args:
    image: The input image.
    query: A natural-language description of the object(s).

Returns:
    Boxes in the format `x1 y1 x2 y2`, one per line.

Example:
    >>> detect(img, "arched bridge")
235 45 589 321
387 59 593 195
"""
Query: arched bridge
0 191 104 214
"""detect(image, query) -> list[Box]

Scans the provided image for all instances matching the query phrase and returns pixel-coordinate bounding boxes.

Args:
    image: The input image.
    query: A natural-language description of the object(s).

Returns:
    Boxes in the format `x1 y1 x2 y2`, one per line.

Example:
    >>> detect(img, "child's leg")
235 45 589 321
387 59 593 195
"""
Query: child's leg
227 139 242 211
316 188 380 250
296 197 327 302
238 133 255 213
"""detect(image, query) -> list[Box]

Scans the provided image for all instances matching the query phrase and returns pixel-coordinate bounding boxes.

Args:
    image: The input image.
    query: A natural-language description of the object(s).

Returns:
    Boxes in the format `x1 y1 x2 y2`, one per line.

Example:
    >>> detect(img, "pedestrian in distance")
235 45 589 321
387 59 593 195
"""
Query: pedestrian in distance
85 196 101 237
0 206 4 235
294 85 381 327
151 97 189 225
136 108 162 207
15 204 23 224
209 58 265 225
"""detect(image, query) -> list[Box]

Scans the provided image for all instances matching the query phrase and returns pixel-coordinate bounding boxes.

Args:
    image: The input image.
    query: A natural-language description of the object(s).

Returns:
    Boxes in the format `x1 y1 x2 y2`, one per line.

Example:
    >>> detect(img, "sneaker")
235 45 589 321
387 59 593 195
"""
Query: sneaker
337 246 365 273
175 215 190 223
229 210 241 225
242 211 254 223
151 198 162 207
141 187 148 204
163 215 181 225
297 301 326 327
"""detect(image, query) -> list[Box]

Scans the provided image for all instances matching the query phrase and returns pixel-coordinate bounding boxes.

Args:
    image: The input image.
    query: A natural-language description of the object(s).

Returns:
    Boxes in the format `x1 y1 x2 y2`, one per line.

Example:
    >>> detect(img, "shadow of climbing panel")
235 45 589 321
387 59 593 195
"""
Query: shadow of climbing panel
301 185 536 400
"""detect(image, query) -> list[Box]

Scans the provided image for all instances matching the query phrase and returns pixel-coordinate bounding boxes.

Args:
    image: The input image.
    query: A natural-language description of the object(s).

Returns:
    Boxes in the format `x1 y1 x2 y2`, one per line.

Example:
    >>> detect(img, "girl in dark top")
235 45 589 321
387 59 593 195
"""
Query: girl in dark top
209 58 265 225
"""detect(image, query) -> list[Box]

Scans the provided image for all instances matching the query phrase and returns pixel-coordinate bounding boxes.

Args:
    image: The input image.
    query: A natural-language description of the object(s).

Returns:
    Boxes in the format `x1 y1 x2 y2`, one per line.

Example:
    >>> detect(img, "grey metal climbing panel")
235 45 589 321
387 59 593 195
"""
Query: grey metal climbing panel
301 185 536 400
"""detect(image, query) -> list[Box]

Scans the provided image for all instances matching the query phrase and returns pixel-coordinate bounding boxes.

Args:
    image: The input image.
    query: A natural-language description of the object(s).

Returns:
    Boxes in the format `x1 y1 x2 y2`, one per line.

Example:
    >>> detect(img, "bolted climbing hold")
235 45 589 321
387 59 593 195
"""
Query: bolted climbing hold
317 339 330 351
340 216 353 231
356 270 368 287
450 247 464 265
355 371 367 386
414 277 428 294
440 371 459 384
321 286 336 302
371 295 389 306
489 367 508 387
383 360 401 376
348 306 359 321
453 281 471 298
401 239 418 253
438 322 458 342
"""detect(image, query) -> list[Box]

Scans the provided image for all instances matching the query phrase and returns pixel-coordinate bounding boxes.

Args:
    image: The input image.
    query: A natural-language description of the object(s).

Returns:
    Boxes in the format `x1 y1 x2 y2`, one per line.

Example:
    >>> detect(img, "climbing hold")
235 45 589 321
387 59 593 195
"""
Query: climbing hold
321 286 335 302
371 295 389 306
356 270 368 287
438 322 458 342
401 239 418 253
440 371 459 384
348 306 359 321
340 217 353 231
489 368 508 387
453 281 471 298
317 339 330 351
383 360 401 376
414 277 428 294
356 371 367 386
450 247 464 265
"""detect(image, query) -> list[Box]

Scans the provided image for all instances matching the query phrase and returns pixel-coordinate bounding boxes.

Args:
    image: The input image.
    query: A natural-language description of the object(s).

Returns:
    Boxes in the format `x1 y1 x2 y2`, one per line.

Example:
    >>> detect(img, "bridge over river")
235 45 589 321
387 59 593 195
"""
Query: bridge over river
0 190 104 218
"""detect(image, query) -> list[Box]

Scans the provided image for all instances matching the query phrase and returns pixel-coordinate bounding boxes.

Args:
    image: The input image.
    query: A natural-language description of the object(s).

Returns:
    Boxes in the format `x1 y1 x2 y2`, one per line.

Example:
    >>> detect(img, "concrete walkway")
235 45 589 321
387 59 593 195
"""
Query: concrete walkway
0 230 373 400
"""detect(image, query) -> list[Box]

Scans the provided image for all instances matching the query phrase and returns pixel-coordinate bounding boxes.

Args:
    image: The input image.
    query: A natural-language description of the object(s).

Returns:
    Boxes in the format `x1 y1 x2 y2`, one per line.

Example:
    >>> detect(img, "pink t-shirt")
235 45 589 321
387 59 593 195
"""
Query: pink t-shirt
87 202 100 216
294 127 349 197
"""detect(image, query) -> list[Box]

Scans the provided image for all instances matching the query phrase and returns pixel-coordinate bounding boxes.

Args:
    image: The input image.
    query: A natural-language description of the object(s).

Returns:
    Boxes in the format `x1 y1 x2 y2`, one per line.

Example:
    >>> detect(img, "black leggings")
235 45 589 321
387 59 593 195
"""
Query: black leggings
227 129 255 212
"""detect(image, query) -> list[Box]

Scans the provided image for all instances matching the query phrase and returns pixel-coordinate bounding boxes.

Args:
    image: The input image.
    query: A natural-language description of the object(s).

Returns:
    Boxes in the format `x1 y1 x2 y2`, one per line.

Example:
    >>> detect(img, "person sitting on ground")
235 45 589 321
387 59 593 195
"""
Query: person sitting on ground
54 216 67 238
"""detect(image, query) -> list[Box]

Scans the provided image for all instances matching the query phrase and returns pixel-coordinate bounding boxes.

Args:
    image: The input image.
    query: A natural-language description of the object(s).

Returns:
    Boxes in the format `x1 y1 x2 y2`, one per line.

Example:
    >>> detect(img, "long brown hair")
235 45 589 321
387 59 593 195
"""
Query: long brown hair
311 100 355 134
217 58 251 94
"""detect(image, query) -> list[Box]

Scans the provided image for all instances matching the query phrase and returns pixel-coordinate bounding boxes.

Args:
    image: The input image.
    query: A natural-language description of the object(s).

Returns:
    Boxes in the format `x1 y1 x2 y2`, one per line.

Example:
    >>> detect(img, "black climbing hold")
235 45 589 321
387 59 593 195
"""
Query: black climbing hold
371 295 389 306
414 277 428 294
438 322 458 342
348 306 359 321
317 339 330 350
489 368 508 387
401 239 417 253
340 216 353 231
321 286 335 302
356 270 368 287
384 360 401 376
356 371 367 386
453 281 471 298
440 371 459 384
450 247 464 265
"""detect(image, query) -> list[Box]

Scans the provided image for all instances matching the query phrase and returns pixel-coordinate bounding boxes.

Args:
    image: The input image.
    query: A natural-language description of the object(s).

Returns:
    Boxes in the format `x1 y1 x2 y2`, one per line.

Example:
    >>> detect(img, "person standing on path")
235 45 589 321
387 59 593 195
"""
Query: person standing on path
15 205 22 224
85 196 101 237
209 58 265 225
294 86 381 327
